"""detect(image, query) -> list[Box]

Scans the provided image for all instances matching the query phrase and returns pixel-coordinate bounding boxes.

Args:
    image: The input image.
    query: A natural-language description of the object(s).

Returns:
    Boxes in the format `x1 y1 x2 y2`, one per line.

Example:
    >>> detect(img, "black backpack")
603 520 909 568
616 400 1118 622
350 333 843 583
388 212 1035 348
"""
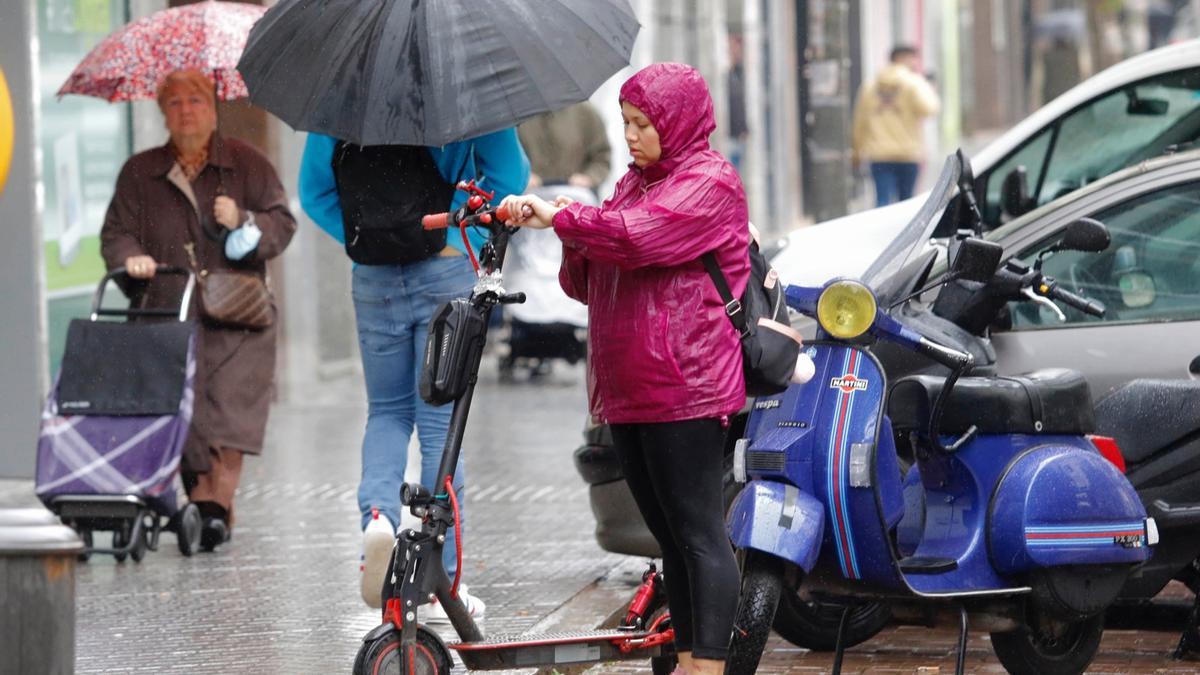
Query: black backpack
331 142 456 265
702 241 802 397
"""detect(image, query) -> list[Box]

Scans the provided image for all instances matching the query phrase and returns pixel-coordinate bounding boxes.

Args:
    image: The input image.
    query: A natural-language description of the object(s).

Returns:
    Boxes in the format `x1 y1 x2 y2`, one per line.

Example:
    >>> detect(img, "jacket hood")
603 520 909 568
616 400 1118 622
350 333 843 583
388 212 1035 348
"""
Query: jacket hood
619 63 715 181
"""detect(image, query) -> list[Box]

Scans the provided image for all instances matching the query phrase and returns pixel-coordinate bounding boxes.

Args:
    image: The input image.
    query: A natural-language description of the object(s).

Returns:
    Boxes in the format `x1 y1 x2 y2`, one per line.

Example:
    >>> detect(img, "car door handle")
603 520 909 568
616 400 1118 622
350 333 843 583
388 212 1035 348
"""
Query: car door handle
1191 356 1200 375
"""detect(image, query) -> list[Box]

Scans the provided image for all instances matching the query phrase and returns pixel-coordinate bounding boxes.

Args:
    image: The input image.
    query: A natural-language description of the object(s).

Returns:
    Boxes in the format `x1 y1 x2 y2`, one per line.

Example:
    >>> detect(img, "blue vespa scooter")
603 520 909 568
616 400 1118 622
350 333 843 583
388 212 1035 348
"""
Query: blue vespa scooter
725 154 1157 675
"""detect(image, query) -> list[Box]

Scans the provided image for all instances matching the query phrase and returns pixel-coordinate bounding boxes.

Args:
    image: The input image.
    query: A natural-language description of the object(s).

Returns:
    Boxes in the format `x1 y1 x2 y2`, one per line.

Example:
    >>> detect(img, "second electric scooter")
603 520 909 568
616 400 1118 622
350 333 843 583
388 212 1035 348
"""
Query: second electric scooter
352 182 676 675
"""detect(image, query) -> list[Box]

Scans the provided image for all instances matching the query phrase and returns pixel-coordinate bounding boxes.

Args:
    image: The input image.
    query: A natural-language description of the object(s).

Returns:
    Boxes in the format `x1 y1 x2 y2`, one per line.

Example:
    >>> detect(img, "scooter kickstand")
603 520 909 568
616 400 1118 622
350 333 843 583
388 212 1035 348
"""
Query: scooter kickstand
830 605 851 675
1174 591 1200 660
954 604 968 675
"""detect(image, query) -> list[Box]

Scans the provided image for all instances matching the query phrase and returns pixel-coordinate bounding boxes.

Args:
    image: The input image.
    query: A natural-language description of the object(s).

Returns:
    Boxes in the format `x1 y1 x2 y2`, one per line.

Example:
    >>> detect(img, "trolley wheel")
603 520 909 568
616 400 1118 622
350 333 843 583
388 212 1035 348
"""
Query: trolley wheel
498 354 516 381
177 503 202 557
112 521 131 563
352 625 451 675
77 529 93 563
130 524 148 563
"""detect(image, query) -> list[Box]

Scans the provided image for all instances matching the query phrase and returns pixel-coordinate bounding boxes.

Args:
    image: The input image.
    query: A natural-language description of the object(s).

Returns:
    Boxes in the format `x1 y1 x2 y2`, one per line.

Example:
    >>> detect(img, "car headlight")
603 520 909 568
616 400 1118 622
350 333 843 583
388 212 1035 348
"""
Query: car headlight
816 280 877 339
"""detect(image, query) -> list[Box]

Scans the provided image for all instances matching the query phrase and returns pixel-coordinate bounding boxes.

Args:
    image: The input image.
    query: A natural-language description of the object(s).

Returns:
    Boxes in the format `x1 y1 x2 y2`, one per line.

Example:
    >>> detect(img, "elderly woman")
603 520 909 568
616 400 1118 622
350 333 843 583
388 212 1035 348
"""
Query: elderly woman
100 69 296 551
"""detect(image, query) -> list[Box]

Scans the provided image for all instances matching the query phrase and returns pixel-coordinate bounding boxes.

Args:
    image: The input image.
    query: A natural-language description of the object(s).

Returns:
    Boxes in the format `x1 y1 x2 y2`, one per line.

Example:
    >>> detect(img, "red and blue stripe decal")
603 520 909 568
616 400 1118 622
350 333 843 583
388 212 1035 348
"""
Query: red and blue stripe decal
1025 522 1145 547
827 349 862 579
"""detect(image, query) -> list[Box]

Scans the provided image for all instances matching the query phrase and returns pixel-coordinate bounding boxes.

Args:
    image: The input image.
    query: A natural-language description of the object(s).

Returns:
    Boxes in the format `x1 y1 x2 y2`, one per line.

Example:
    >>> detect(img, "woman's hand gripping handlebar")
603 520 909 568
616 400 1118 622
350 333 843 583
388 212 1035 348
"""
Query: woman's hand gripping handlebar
421 203 534 231
420 200 532 306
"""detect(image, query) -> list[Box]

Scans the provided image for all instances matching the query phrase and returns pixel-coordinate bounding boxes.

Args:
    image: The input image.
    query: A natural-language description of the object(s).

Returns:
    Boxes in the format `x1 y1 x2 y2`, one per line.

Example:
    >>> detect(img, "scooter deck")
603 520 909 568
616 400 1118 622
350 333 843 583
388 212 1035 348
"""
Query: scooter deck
450 628 667 669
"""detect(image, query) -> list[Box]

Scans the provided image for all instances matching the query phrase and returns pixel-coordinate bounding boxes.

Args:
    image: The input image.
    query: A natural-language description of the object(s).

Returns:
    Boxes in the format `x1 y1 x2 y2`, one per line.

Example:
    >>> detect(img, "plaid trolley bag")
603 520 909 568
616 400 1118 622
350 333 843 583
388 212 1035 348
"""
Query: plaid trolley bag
35 266 203 561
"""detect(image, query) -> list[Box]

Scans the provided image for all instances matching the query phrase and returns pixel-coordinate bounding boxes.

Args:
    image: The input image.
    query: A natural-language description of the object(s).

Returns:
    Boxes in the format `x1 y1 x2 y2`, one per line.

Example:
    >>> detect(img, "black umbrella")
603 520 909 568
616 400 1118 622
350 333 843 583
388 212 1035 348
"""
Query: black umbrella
237 0 639 146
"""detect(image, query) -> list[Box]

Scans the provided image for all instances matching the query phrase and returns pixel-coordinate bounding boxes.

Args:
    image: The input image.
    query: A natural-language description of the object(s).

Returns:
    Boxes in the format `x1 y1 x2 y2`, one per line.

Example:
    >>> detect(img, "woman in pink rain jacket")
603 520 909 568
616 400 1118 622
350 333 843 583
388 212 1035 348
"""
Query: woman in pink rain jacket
502 62 747 675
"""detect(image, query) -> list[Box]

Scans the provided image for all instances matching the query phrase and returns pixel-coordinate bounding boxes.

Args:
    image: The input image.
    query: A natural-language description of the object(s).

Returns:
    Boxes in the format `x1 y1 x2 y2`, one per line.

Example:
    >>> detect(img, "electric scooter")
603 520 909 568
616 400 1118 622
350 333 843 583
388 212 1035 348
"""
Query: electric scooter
351 181 676 675
724 154 1157 675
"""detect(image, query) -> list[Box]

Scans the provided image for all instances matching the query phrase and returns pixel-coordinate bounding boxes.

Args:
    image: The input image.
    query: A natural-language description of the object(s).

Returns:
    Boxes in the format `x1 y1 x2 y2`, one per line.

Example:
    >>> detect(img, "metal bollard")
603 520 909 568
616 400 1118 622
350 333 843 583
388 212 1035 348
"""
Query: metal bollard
0 508 83 675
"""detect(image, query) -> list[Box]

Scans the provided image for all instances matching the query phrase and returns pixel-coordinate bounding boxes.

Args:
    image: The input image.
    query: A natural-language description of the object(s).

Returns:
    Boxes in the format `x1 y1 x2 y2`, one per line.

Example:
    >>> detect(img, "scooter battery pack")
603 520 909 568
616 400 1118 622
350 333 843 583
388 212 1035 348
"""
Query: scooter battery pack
420 298 487 406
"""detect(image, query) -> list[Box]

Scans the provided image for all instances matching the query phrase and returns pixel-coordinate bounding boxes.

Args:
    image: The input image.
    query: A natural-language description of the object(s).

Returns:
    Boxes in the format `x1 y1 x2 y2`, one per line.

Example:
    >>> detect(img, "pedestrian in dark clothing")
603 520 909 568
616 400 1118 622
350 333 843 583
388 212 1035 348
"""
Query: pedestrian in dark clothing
518 100 611 193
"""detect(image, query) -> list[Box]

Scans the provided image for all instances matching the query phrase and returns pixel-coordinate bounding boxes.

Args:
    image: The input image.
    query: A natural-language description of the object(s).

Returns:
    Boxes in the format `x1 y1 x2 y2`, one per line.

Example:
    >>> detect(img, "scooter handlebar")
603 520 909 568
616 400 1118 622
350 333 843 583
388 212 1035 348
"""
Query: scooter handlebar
422 204 518 230
422 212 450 230
1044 282 1106 317
915 337 974 370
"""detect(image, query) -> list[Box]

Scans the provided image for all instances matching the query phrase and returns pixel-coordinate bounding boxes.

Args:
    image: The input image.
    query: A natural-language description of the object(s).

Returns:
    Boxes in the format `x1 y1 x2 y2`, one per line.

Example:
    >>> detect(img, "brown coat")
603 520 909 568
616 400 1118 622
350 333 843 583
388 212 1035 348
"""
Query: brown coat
100 135 296 472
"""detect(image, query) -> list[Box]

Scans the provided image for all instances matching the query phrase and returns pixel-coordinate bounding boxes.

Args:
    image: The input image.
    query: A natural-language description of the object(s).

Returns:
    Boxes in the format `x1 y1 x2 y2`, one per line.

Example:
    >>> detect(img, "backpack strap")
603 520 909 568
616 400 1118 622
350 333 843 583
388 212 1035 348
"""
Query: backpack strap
701 252 749 337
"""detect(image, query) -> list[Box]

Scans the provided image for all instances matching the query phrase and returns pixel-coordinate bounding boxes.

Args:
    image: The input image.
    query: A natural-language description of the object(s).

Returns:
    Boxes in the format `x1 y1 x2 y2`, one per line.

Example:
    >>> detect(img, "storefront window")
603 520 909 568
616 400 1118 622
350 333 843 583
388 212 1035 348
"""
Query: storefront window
39 0 131 374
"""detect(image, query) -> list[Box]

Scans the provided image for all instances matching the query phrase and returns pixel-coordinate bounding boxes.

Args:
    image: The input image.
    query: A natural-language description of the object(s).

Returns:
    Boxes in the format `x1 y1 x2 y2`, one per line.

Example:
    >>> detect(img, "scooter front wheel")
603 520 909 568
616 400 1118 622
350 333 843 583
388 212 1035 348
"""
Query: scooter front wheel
772 594 891 651
352 625 451 675
726 550 784 675
990 610 1104 675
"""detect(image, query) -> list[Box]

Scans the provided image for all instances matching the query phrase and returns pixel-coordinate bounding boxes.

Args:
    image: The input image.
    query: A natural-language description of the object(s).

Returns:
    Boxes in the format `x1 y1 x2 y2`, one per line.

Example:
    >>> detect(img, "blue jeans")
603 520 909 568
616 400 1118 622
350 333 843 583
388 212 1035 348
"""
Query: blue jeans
870 161 919 207
353 256 476 574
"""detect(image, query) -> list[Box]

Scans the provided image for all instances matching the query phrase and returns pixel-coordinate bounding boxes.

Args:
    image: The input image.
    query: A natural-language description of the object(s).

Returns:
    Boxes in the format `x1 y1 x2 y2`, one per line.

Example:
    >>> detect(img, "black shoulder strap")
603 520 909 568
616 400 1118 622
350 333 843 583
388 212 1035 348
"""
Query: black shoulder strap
702 252 748 336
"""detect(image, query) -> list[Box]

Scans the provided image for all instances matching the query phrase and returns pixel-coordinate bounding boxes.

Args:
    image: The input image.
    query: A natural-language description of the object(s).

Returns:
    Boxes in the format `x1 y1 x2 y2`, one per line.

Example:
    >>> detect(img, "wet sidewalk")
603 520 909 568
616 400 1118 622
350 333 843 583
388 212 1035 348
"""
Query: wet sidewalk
2 358 1196 673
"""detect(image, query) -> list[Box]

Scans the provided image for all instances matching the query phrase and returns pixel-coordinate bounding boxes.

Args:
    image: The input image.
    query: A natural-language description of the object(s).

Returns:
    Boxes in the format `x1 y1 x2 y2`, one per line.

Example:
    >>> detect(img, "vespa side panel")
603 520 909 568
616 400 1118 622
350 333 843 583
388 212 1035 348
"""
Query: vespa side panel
727 480 825 572
809 345 905 589
737 343 906 590
990 443 1153 573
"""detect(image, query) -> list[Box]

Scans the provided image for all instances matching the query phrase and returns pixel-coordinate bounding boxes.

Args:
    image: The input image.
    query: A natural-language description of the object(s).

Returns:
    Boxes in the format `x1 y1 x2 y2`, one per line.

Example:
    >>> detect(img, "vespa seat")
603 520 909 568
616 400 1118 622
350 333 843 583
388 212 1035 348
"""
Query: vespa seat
888 368 1095 436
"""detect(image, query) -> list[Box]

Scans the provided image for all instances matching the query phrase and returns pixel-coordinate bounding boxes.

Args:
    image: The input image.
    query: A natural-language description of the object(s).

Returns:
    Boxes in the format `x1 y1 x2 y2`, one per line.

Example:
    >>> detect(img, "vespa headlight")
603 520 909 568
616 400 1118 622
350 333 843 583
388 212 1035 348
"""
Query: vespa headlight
816 280 877 339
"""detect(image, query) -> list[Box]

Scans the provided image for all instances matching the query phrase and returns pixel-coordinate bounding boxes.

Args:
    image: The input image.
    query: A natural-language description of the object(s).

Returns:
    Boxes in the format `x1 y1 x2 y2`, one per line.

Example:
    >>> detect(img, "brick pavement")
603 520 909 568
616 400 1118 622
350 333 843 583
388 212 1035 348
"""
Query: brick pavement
3 358 1198 674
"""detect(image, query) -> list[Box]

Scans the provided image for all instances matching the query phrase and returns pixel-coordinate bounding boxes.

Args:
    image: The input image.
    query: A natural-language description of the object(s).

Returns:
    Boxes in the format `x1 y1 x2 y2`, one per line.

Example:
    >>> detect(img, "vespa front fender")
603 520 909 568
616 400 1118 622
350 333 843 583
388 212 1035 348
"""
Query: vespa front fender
727 480 824 573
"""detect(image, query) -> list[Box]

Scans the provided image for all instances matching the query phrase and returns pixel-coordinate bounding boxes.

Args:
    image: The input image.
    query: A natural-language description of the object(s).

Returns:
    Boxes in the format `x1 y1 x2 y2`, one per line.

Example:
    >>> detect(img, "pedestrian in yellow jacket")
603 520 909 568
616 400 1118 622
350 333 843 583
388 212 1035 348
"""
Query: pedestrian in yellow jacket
852 46 940 206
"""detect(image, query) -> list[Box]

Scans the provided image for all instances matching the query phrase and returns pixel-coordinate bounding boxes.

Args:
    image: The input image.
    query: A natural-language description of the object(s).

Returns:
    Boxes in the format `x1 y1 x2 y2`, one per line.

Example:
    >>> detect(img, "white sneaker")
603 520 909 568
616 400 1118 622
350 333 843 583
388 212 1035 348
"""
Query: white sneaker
423 583 486 625
360 510 396 609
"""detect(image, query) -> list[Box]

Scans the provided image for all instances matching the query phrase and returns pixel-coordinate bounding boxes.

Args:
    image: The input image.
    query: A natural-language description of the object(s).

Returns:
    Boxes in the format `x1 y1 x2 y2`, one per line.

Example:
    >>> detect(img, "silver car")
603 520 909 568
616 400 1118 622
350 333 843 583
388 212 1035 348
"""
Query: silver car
972 148 1200 396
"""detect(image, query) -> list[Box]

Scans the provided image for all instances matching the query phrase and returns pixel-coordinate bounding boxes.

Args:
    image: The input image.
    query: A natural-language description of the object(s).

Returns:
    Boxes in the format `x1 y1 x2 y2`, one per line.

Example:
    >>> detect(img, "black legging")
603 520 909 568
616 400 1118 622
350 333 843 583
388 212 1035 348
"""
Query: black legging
610 418 740 661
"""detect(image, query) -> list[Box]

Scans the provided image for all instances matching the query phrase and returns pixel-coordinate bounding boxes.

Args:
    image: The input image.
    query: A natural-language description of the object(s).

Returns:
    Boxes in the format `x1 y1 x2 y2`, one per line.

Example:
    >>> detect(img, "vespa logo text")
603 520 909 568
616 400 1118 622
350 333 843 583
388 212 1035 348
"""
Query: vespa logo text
754 399 781 410
829 375 869 394
1113 534 1143 549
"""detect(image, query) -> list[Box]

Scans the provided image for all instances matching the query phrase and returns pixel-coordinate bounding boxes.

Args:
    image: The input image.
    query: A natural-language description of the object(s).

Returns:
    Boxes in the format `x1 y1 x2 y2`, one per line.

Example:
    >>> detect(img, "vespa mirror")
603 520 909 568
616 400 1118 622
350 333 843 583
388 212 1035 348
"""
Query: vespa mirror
950 237 1003 283
1059 217 1111 253
954 149 983 235
1000 166 1034 219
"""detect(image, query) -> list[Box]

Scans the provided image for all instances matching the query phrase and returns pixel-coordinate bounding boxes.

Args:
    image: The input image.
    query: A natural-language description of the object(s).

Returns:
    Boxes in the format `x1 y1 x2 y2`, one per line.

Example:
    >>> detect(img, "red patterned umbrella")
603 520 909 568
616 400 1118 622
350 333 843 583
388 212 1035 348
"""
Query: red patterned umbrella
58 0 265 102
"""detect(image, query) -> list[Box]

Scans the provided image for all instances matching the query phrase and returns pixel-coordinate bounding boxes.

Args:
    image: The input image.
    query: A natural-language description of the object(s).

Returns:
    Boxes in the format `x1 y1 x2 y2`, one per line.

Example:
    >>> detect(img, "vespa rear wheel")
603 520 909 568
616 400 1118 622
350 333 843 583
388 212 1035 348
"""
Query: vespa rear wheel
726 550 784 675
990 609 1104 675
772 593 891 651
352 625 451 675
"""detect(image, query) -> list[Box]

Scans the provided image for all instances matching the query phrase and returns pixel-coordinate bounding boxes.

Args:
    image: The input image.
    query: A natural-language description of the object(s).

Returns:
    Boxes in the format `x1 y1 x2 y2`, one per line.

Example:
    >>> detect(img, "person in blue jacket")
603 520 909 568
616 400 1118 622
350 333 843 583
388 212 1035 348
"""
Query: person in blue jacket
299 131 529 619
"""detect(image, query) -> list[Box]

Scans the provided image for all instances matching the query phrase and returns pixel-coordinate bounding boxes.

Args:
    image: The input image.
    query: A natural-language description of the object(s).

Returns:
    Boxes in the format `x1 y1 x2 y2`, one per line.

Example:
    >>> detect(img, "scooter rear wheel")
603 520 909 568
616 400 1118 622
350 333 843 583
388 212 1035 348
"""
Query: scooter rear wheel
726 550 784 675
352 625 451 675
990 610 1104 675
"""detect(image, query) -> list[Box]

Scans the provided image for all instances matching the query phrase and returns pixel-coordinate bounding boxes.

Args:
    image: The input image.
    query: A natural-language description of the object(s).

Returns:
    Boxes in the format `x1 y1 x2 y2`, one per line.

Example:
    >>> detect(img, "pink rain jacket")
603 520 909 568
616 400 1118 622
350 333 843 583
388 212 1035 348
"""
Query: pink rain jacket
554 63 750 424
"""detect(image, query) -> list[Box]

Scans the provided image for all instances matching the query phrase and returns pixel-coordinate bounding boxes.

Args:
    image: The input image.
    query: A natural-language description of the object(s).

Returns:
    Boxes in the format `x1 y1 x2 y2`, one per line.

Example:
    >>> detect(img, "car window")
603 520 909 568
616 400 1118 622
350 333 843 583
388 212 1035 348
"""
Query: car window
982 69 1200 228
1006 182 1200 330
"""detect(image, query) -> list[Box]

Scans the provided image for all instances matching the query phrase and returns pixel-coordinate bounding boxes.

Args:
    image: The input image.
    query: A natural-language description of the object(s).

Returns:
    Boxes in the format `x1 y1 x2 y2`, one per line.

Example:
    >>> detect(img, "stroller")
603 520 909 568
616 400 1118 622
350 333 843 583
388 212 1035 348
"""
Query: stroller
35 266 202 561
497 184 591 378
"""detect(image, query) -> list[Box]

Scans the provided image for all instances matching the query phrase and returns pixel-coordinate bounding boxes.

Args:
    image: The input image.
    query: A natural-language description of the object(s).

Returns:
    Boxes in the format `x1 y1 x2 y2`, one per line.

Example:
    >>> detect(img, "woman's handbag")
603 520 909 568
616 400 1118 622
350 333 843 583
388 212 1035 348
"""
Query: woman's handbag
185 242 274 329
